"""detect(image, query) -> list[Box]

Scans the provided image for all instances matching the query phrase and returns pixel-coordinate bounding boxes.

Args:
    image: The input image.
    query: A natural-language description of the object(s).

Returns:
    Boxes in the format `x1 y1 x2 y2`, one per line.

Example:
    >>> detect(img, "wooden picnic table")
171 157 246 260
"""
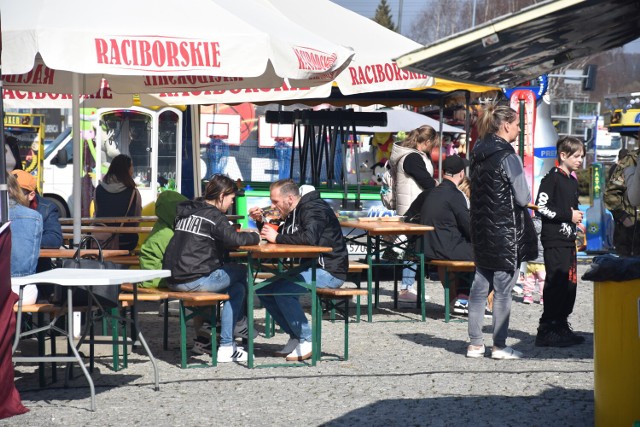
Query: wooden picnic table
339 219 434 322
236 242 332 368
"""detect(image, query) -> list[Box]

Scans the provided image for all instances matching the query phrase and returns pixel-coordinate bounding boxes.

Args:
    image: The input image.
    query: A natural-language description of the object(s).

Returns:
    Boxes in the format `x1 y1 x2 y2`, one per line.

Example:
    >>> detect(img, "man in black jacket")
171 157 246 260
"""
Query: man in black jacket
248 179 348 362
422 155 473 313
422 155 472 261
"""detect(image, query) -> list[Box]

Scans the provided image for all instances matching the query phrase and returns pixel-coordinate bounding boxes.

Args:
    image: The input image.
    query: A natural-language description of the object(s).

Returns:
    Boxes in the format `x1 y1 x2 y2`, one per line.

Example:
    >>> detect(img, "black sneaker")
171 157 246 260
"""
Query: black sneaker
535 324 575 347
558 321 586 345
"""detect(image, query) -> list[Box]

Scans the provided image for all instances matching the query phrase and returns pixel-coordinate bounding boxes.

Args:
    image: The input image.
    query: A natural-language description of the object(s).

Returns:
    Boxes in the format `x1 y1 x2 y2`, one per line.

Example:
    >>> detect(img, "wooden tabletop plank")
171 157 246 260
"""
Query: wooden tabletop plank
339 220 434 235
61 226 154 234
59 214 243 224
237 242 332 259
39 249 130 258
59 216 158 224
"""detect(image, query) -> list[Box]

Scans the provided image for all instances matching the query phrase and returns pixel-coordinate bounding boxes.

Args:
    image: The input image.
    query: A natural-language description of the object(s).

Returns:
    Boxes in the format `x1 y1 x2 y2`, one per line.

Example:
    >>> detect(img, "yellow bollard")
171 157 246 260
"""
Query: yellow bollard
593 280 640 426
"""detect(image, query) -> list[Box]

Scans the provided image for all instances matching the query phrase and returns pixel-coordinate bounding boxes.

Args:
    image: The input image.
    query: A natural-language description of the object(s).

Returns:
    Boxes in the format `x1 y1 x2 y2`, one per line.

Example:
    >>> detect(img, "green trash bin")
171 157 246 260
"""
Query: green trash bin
593 280 640 427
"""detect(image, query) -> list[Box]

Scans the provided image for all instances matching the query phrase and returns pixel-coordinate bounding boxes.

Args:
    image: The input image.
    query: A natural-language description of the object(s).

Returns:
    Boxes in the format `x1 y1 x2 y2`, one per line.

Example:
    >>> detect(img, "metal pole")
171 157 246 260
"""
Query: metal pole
0 15 8 225
472 0 477 27
72 74 82 246
397 0 403 32
438 98 445 183
518 98 525 163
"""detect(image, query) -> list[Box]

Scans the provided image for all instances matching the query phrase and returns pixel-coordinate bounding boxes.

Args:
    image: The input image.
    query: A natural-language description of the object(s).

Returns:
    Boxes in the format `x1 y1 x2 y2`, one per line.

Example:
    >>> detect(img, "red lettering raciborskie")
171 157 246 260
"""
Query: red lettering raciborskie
94 37 221 69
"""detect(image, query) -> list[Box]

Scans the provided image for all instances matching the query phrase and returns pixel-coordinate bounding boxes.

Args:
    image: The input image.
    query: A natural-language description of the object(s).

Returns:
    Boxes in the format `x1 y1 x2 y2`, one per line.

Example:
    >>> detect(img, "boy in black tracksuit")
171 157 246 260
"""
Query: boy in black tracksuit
535 136 586 347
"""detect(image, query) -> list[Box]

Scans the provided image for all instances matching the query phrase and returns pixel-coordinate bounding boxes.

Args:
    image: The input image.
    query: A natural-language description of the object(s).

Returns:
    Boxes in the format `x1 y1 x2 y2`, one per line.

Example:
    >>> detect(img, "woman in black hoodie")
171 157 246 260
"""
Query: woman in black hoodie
163 174 260 363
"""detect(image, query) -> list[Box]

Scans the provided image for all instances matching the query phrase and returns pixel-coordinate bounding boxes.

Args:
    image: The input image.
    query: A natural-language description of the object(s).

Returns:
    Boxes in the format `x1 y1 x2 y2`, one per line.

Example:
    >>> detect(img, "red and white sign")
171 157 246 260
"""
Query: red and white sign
510 89 537 195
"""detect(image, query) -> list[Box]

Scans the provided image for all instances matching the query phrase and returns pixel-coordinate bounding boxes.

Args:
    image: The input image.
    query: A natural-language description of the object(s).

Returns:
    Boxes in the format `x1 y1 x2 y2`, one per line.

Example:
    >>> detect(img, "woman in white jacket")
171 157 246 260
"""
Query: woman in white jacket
388 125 438 302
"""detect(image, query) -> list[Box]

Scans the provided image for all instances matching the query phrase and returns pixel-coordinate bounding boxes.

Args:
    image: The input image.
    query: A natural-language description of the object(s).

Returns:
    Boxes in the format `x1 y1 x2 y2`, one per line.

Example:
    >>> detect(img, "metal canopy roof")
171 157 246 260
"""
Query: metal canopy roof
395 0 640 87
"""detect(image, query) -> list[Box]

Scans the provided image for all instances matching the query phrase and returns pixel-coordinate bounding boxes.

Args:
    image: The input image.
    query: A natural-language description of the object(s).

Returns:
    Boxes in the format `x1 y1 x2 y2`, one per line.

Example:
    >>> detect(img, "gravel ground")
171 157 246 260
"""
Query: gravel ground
5 264 595 426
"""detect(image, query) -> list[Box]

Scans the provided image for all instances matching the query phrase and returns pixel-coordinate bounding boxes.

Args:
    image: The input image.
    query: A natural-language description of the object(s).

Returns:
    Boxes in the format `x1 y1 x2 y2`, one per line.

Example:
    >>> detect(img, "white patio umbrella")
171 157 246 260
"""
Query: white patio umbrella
359 108 465 134
0 0 354 236
1 0 354 94
28 0 492 107
2 0 496 108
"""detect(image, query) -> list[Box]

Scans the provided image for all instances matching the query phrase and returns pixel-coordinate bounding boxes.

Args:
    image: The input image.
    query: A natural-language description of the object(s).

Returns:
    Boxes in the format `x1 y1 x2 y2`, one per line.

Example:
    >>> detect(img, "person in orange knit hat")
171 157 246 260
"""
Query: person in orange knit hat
12 170 63 278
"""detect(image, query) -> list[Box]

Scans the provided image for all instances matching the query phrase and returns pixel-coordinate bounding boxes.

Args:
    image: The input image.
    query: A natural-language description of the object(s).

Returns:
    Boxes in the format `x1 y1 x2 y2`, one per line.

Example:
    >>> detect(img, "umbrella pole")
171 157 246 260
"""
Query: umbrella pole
438 98 445 183
0 88 8 225
0 21 8 224
72 74 82 247
351 121 360 210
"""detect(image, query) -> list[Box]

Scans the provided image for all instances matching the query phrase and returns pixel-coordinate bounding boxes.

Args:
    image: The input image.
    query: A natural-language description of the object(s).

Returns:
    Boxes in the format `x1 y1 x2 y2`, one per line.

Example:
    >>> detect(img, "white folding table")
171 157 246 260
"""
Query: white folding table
11 268 170 411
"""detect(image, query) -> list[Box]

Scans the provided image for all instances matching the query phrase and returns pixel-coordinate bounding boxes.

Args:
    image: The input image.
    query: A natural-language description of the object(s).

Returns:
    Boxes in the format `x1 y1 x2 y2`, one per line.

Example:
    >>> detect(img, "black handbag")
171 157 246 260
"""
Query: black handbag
54 236 121 308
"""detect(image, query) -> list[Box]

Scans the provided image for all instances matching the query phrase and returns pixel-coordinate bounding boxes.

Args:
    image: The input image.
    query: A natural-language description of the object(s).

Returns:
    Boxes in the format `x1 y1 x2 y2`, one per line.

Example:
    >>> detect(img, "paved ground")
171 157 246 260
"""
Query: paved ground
5 265 595 426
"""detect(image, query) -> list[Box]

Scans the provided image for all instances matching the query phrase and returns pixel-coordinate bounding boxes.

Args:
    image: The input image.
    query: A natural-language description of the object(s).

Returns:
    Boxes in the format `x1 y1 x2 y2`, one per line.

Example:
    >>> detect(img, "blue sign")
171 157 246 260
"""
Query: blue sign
534 147 557 159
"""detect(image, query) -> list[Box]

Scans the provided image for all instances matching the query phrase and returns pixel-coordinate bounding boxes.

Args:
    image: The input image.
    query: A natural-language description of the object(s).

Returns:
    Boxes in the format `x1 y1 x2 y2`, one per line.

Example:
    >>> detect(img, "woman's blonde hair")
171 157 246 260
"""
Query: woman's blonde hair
476 102 518 138
6 172 28 206
458 176 471 199
401 125 438 153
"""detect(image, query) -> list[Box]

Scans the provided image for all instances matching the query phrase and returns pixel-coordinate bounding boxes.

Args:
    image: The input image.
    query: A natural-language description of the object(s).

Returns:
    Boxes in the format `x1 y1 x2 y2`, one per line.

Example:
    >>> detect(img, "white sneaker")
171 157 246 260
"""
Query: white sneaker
491 346 523 360
285 340 313 361
217 343 249 363
466 344 485 358
512 283 524 295
234 316 259 339
274 338 299 357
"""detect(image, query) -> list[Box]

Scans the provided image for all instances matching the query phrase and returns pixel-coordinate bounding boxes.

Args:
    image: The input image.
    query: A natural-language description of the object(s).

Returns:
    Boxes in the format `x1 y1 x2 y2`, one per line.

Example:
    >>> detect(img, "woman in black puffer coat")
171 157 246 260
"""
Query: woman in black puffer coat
466 103 533 361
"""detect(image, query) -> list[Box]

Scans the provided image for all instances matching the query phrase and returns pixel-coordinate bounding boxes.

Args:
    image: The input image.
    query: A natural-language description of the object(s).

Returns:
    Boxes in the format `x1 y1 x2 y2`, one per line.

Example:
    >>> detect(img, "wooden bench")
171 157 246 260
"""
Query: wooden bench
426 260 475 323
12 303 66 386
315 287 369 361
106 291 170 371
109 255 141 266
254 261 370 359
119 284 229 368
256 260 370 322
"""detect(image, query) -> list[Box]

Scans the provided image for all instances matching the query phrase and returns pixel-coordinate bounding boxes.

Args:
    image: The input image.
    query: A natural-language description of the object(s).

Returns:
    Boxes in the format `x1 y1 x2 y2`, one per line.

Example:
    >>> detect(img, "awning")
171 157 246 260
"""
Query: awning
394 0 640 87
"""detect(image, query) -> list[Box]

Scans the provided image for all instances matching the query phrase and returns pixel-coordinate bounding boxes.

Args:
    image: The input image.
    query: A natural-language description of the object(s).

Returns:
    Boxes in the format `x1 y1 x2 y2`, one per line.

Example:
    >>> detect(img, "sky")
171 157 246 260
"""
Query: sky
331 0 422 35
332 0 640 52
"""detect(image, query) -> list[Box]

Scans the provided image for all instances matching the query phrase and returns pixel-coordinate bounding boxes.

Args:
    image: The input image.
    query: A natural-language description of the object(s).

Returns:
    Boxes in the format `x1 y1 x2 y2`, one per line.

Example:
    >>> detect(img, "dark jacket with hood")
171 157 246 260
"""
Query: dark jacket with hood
275 190 348 281
163 199 260 284
421 179 473 261
470 134 534 271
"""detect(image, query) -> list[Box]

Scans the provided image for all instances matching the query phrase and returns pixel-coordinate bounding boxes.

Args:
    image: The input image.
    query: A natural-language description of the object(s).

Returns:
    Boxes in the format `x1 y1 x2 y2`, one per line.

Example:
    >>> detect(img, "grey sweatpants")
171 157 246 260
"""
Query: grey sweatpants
468 266 518 348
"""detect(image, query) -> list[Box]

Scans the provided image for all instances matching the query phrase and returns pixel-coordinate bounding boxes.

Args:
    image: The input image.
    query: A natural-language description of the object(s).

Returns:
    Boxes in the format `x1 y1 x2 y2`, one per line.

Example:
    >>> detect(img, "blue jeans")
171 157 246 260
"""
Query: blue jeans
169 263 247 346
401 261 415 290
257 268 343 343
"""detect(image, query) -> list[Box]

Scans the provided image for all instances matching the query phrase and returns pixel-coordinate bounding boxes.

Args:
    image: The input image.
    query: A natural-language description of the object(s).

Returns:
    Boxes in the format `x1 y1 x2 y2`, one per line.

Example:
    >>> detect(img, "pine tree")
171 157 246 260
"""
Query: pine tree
373 0 397 32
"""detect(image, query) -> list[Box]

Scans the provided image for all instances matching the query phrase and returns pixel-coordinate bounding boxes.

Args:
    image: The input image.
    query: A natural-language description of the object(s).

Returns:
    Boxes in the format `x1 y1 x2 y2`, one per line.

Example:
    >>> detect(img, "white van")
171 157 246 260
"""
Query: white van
594 130 622 164
42 106 183 216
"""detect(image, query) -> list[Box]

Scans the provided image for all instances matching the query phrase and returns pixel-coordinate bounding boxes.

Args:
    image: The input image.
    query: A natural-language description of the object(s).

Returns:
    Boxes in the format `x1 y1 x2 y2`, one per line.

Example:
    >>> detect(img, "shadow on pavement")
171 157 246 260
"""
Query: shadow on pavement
320 386 593 426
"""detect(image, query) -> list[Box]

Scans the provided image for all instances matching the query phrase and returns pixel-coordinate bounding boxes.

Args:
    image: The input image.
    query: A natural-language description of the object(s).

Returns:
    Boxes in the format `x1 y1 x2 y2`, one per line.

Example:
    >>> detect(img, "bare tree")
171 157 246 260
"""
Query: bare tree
407 0 637 105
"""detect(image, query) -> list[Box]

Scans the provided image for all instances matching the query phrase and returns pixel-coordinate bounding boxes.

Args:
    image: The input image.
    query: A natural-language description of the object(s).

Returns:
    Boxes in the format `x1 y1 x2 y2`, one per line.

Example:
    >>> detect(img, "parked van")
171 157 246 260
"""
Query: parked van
585 117 622 164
